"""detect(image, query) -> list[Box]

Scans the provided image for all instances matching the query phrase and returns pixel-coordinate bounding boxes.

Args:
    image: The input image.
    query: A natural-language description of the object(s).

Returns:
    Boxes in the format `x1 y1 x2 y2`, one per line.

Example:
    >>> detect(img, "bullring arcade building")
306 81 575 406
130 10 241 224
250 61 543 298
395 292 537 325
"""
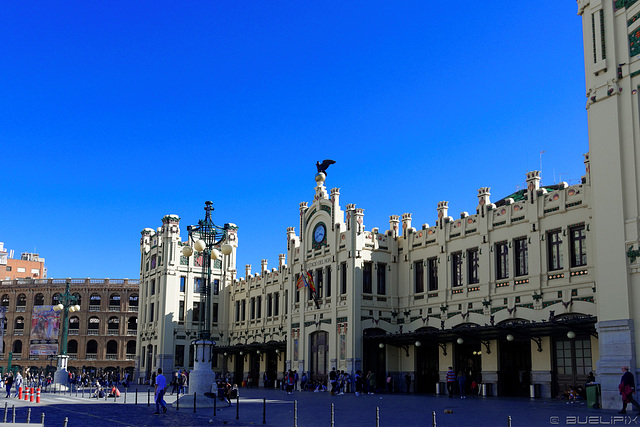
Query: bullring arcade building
137 163 596 399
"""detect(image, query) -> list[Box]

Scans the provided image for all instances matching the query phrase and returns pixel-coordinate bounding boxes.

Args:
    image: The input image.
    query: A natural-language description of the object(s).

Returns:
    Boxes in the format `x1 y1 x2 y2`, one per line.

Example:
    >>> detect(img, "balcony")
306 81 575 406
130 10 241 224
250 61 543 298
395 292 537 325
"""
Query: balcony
128 306 138 312
89 306 101 312
14 330 23 336
86 354 97 360
29 355 39 360
87 330 99 335
106 355 118 360
16 306 25 312
13 355 21 360
127 330 137 336
109 306 120 312
68 353 78 360
69 330 79 335
107 330 119 336
125 353 135 361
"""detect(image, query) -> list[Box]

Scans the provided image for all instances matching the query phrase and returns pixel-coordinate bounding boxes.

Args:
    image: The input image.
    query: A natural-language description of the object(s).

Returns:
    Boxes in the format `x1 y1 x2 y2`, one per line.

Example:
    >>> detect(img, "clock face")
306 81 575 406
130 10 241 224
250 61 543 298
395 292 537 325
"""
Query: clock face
314 224 326 243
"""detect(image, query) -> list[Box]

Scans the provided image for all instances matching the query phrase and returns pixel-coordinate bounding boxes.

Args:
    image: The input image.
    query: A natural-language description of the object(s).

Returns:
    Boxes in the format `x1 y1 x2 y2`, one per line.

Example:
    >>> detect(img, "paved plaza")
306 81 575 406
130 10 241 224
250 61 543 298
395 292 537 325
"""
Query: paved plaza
0 385 632 426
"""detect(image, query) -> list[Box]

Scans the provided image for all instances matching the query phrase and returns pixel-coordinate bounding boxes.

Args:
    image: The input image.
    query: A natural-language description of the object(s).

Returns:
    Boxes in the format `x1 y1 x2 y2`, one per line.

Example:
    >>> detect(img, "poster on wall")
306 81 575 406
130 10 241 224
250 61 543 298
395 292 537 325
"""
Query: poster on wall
30 306 60 355
294 339 299 361
340 335 346 360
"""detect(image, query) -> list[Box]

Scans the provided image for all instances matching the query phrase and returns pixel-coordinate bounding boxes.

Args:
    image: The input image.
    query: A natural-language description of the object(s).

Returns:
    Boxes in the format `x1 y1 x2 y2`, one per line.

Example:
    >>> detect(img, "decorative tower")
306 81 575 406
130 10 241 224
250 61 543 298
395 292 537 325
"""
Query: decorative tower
577 0 640 409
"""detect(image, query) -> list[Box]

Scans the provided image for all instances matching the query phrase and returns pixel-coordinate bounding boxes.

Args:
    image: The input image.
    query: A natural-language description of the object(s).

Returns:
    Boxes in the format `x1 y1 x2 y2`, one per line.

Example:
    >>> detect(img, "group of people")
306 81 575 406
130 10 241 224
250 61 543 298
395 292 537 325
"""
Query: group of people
169 370 188 395
446 366 470 398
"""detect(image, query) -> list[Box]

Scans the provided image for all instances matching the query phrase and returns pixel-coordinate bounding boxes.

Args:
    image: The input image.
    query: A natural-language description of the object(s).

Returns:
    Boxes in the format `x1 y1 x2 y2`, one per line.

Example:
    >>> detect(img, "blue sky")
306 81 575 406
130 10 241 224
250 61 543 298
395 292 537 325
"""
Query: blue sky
1 2 588 279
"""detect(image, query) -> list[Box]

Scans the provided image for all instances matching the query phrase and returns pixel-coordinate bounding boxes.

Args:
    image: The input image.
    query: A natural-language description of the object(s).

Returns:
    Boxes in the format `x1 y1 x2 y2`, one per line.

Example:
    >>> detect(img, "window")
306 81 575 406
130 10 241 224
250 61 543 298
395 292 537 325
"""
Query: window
452 252 463 287
548 230 563 271
212 303 218 323
427 257 438 291
467 248 479 285
30 268 39 275
34 293 44 306
341 263 347 294
179 301 185 322
17 267 25 273
151 255 157 269
0 295 8 307
256 296 262 318
274 292 280 316
515 237 528 277
149 303 154 323
235 301 240 322
284 290 288 314
180 277 186 293
241 300 246 321
5 266 11 272
213 279 219 295
377 263 386 295
363 262 372 294
496 242 509 280
267 294 273 317
175 345 185 367
194 278 204 293
414 261 424 293
570 225 587 267
193 302 200 322
326 267 331 297
316 268 323 298
17 294 26 307
295 274 300 303
250 298 256 320
150 279 155 296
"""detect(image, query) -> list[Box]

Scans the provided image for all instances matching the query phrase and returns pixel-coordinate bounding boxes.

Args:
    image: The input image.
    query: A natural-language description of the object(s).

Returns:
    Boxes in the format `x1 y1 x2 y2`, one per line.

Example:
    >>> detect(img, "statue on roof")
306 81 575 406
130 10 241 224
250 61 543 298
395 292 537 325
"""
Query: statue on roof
316 159 336 175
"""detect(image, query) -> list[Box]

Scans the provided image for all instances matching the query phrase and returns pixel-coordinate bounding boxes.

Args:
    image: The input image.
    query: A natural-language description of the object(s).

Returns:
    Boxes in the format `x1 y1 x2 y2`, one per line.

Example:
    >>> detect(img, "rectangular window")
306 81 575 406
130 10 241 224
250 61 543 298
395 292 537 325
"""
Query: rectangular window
193 302 200 322
496 242 509 280
175 345 185 368
257 296 262 319
151 279 155 296
427 257 438 291
377 263 386 295
30 268 39 274
341 263 347 294
267 294 272 317
284 290 288 314
363 262 372 294
241 300 246 321
194 278 203 293
213 279 219 295
316 268 323 298
467 248 479 285
212 303 218 323
414 261 424 293
149 303 154 323
295 274 300 303
179 300 185 322
548 230 563 271
514 237 529 277
180 277 186 293
5 266 11 272
17 267 25 273
326 267 331 297
250 297 256 320
452 252 463 287
274 292 280 316
570 225 587 267
235 301 240 322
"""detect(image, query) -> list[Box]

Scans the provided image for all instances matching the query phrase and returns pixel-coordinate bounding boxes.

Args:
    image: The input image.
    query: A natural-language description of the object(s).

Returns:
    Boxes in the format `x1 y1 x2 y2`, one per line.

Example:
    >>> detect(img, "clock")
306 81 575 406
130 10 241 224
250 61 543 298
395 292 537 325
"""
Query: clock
313 223 326 243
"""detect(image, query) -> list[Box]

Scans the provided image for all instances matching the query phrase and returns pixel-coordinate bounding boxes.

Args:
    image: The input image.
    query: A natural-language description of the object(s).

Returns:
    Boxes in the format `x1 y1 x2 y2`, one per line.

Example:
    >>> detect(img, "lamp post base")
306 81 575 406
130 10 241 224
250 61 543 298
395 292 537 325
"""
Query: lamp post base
184 339 216 397
53 355 70 391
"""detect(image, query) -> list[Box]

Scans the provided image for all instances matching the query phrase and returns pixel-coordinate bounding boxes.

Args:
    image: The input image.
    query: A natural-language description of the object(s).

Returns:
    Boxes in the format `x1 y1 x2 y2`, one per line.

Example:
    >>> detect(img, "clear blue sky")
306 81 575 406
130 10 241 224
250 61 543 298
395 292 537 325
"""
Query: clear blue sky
1 1 588 279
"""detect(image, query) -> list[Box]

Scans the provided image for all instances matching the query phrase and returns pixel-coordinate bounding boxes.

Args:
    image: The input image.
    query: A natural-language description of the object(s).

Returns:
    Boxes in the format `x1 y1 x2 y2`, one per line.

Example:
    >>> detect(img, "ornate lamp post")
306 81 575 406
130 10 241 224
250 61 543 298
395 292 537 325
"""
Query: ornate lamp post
52 278 80 389
181 201 233 399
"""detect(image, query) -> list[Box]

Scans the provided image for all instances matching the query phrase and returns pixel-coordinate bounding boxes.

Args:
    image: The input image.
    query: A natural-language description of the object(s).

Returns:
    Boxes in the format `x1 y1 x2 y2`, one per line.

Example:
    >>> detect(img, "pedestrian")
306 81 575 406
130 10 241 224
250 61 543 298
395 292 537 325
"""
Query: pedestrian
294 370 299 391
301 372 308 391
286 370 294 395
619 366 640 414
4 373 13 398
171 372 179 395
458 371 467 399
13 372 22 398
329 367 337 395
355 370 362 396
446 366 456 398
154 368 167 415
367 371 377 394
386 373 393 393
405 373 411 393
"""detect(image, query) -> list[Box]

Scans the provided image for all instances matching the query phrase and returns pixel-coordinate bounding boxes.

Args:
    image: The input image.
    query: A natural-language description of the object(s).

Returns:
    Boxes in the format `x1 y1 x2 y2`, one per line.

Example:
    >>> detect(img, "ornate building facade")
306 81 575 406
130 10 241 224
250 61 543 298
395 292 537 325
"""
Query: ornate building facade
139 166 596 399
0 278 138 378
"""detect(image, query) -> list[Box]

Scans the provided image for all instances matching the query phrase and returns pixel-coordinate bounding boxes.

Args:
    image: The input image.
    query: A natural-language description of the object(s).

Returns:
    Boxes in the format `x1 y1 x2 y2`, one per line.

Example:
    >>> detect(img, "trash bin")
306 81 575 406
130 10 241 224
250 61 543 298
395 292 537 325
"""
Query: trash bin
586 384 601 409
481 383 493 396
530 384 541 398
435 382 446 395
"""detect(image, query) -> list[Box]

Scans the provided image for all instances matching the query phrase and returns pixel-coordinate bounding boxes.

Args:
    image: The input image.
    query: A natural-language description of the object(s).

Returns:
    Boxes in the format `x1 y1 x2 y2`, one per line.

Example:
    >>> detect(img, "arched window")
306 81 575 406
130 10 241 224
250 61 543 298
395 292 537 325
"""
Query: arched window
88 317 100 335
72 293 82 306
68 340 78 354
52 293 61 305
129 294 139 312
34 293 44 306
13 340 22 354
127 316 137 335
14 317 24 331
89 293 101 311
86 340 98 358
109 294 121 311
69 316 80 334
108 317 119 335
126 340 136 356
1 295 9 307
16 294 26 308
106 340 118 358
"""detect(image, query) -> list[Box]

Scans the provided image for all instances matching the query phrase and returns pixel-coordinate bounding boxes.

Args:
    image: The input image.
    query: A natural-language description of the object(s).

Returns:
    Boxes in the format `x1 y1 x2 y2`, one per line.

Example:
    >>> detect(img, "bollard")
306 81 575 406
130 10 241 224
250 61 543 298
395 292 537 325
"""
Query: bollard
262 397 266 424
507 415 512 427
36 387 41 403
63 416 68 427
11 405 14 424
294 400 298 427
432 410 437 427
4 401 7 423
236 395 239 420
147 388 150 407
124 389 126 404
27 408 31 424
376 406 380 427
331 403 335 427
41 413 45 425
18 387 22 400
30 387 34 402
24 387 29 401
76 385 78 397
212 394 215 416
194 392 197 413
135 389 138 405
176 392 179 411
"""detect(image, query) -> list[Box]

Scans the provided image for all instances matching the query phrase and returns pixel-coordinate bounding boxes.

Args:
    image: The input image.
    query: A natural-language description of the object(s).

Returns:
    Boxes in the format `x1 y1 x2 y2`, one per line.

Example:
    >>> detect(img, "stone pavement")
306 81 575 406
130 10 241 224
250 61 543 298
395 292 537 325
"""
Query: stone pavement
0 385 635 426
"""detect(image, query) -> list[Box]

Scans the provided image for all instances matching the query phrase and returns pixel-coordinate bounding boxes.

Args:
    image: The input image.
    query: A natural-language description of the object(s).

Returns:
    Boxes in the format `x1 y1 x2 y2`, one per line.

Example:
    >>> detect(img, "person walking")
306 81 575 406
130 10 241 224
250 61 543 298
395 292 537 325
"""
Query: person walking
446 367 456 398
13 372 22 398
619 366 640 414
4 373 13 398
154 368 167 415
458 371 467 399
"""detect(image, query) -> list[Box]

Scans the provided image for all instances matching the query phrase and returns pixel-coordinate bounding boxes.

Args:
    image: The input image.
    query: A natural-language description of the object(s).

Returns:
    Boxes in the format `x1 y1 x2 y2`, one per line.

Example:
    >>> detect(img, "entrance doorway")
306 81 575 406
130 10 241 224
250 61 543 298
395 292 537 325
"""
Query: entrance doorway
415 343 439 393
234 354 244 385
266 352 277 388
498 340 531 396
454 342 482 395
553 337 592 398
309 331 328 384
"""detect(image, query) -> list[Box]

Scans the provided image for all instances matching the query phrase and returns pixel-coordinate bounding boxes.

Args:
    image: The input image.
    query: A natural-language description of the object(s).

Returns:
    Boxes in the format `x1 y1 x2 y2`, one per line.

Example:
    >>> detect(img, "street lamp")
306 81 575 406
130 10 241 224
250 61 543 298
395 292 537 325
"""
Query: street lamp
181 201 234 401
52 278 80 389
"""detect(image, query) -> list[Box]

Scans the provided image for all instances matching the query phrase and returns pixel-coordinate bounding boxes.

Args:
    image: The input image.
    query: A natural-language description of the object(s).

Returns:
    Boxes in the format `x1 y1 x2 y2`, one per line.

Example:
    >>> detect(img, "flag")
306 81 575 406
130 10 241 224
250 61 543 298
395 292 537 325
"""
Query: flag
296 274 305 290
305 271 316 293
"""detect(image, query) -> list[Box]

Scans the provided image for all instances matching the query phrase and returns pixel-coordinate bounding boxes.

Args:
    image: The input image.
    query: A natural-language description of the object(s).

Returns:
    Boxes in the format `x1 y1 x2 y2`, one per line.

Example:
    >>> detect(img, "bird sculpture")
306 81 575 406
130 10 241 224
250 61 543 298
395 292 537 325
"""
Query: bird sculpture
316 159 336 175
